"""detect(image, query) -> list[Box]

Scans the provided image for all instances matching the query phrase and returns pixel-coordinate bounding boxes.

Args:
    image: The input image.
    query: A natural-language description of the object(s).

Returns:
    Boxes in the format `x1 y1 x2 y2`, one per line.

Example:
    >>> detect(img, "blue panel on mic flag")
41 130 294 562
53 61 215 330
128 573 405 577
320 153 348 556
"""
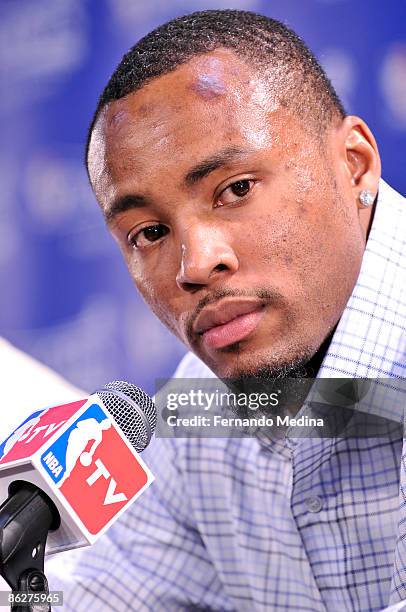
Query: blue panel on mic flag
40 402 107 487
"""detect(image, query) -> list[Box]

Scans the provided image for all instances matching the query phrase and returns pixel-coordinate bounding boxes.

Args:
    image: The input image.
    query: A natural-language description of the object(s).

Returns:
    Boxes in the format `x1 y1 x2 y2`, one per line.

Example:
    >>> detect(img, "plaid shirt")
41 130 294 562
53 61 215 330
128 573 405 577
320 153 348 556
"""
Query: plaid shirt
47 180 406 611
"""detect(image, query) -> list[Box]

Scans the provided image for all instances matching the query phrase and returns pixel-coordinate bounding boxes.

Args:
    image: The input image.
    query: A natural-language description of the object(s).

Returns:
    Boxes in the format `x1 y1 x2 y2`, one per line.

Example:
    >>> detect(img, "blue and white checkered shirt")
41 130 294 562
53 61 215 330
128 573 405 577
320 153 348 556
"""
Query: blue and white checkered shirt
47 180 406 611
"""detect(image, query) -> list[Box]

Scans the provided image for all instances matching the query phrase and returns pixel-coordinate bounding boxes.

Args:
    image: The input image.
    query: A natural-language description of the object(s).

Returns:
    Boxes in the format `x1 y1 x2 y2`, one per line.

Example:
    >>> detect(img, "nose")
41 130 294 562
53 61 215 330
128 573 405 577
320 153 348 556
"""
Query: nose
175 223 239 292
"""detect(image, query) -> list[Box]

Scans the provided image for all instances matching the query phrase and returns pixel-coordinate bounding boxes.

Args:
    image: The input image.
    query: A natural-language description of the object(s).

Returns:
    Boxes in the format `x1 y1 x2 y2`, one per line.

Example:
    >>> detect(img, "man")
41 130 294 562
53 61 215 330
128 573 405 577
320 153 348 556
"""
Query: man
48 10 406 611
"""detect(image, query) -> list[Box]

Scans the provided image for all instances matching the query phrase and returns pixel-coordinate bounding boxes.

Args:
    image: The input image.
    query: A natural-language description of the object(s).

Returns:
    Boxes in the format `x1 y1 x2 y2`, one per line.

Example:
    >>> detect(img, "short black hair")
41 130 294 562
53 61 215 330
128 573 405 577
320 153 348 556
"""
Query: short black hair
86 9 346 169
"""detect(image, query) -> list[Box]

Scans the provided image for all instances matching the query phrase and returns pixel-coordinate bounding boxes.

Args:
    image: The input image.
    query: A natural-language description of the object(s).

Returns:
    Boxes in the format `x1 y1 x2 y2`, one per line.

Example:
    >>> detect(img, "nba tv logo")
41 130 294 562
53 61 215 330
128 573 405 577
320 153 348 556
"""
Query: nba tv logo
40 402 149 534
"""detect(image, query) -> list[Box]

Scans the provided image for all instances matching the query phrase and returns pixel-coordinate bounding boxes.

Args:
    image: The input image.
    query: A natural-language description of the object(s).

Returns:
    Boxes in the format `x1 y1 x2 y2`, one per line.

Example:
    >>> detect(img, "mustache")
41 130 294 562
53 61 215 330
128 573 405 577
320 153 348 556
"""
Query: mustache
185 287 283 342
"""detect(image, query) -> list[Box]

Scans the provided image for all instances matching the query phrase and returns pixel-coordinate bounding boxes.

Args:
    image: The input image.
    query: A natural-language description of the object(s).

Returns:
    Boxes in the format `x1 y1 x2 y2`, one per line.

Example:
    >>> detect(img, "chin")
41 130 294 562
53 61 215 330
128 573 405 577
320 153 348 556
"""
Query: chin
207 345 314 381
212 361 312 421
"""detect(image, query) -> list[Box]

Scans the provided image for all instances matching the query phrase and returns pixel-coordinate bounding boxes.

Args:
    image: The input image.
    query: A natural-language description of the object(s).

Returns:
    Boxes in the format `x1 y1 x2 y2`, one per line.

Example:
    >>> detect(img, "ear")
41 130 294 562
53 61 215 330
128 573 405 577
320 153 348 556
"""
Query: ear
338 115 381 207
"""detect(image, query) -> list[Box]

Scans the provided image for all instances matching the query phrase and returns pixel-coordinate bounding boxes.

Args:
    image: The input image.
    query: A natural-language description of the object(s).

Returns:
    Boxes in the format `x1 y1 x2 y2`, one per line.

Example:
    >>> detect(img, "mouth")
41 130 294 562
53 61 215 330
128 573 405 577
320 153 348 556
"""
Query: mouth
193 299 267 350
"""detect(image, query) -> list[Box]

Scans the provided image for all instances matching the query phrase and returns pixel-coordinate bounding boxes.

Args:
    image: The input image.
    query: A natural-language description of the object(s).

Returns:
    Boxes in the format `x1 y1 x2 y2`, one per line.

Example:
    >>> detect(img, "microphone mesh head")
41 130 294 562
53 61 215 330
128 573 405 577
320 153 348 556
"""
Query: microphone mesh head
96 381 156 452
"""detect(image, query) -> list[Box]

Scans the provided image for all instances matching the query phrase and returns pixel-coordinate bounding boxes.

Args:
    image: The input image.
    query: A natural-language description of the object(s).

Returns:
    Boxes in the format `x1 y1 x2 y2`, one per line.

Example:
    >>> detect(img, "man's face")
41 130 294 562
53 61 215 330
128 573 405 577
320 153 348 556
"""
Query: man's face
88 49 366 379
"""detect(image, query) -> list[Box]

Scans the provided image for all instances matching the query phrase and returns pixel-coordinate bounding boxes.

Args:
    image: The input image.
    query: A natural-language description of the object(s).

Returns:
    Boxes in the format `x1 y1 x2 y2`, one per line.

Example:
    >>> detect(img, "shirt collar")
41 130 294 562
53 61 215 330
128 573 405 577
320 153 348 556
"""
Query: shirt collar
318 179 406 379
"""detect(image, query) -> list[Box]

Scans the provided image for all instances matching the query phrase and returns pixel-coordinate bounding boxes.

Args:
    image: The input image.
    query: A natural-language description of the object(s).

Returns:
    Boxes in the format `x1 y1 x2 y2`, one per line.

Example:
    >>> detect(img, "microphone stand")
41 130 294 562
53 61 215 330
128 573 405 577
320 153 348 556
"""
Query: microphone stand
0 482 59 611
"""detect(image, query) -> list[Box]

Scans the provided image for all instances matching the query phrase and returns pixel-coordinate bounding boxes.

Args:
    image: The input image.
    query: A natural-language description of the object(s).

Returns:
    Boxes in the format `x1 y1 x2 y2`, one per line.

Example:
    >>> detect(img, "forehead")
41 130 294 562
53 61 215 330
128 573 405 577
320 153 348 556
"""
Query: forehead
88 50 292 201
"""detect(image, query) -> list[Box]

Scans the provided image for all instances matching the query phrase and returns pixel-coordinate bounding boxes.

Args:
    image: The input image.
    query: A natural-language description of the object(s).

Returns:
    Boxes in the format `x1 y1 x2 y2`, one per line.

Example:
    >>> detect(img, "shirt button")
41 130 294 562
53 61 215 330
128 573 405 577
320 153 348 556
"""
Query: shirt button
305 496 323 513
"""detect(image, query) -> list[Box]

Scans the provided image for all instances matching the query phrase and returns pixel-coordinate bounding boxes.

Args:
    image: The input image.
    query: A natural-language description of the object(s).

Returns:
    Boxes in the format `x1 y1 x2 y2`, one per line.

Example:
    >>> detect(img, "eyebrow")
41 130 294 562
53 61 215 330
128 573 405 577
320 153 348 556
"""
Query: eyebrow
104 145 251 222
104 193 149 222
184 146 250 186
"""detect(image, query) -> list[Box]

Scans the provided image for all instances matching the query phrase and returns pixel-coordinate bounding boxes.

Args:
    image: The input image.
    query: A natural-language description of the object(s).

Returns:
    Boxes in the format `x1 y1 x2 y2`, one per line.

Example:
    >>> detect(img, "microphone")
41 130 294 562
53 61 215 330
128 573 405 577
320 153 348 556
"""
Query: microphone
0 380 156 555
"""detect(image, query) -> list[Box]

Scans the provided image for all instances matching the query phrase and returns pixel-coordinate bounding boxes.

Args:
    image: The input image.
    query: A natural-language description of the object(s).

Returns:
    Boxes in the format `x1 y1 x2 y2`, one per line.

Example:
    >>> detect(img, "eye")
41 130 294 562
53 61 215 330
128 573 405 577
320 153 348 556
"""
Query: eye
128 224 169 249
216 179 255 207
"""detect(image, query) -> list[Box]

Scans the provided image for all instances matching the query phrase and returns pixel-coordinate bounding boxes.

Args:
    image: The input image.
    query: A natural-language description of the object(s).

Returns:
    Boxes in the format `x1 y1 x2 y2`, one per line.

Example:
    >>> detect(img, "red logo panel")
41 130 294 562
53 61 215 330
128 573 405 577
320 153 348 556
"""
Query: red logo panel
59 424 148 534
0 400 87 464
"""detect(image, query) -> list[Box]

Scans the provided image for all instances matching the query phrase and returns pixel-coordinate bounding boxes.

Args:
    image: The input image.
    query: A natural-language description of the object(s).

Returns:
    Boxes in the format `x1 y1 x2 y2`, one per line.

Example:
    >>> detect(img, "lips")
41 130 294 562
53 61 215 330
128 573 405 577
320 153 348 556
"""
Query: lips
193 299 266 350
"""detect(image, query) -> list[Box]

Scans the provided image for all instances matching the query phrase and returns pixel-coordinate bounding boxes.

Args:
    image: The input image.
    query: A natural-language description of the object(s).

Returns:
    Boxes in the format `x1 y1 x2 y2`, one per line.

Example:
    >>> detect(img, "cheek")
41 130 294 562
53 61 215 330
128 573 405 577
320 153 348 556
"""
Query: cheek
245 194 361 300
127 258 181 336
245 207 317 274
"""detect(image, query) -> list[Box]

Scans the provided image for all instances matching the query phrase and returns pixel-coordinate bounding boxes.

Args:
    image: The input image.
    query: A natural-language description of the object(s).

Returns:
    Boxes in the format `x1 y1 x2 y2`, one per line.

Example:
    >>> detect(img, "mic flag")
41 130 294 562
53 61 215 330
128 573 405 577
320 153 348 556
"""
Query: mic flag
0 394 154 553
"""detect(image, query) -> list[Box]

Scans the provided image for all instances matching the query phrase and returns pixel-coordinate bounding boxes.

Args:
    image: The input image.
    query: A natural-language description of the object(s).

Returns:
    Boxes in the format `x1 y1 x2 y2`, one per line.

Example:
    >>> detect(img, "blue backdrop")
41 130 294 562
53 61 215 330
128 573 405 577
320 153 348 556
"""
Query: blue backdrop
1 0 405 395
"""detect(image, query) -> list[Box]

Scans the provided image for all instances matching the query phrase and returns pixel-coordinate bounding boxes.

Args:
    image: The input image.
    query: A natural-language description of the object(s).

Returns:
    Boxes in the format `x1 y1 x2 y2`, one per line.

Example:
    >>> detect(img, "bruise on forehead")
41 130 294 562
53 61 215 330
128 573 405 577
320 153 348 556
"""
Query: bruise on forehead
108 109 129 128
190 72 227 99
107 98 159 134
188 54 231 99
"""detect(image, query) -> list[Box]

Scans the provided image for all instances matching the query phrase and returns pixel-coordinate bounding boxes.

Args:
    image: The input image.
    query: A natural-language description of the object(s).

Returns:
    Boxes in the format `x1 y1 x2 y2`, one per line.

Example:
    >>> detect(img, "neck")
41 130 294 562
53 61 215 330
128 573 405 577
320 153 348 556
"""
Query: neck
302 329 335 378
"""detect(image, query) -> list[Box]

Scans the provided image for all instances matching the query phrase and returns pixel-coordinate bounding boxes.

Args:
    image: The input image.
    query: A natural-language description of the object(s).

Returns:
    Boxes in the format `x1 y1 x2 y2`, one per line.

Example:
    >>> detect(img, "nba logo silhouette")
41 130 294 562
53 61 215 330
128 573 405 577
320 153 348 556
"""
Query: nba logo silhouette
40 402 150 534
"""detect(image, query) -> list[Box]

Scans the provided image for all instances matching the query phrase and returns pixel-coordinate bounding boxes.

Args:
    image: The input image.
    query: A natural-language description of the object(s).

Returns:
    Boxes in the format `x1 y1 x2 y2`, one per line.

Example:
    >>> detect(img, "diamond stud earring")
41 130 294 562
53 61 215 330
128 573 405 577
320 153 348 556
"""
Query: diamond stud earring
359 189 374 207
